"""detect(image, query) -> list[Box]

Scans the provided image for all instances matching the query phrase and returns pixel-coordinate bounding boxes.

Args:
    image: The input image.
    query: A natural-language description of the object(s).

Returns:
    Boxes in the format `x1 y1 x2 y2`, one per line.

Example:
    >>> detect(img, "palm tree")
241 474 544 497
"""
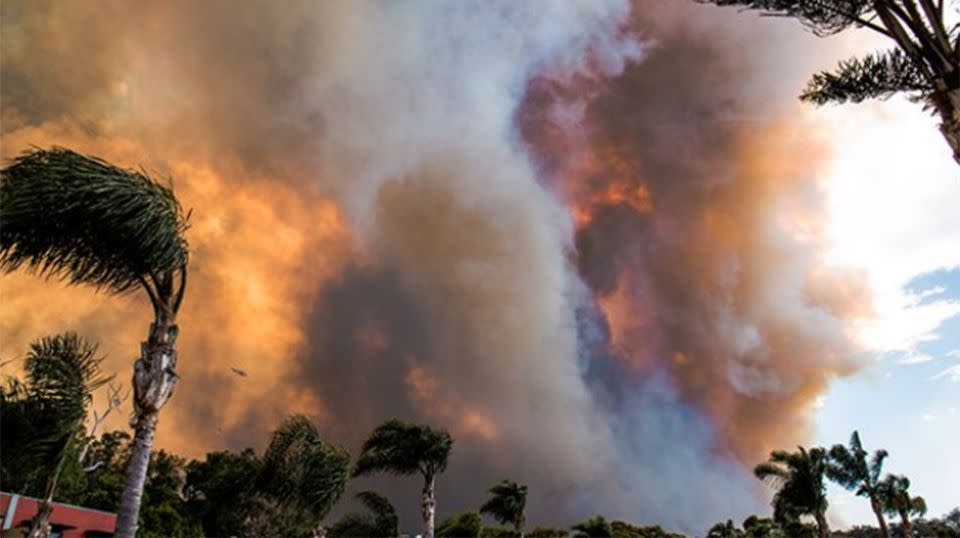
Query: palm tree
878 474 927 538
480 480 528 537
1 334 109 538
352 419 454 538
258 414 351 534
827 431 890 537
754 447 831 538
1 147 190 538
327 491 399 538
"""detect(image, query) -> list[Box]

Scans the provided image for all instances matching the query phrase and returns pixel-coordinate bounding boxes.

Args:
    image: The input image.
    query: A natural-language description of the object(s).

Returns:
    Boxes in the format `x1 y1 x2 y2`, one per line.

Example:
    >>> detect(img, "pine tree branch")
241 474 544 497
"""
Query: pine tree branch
696 0 893 36
801 48 929 104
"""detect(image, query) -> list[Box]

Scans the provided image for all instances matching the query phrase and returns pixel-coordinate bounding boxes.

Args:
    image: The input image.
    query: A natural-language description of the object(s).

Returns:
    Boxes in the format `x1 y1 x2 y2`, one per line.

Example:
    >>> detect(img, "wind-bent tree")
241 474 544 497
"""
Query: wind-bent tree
697 0 960 165
878 474 927 538
480 480 528 537
353 420 454 538
327 491 399 538
754 447 832 538
1 147 190 538
1 334 109 538
257 414 351 534
827 431 890 537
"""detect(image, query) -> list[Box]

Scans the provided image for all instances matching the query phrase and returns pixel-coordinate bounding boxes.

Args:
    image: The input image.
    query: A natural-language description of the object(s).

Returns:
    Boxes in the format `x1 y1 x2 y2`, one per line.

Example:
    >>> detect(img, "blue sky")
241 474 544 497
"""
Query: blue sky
815 270 960 525
810 89 960 525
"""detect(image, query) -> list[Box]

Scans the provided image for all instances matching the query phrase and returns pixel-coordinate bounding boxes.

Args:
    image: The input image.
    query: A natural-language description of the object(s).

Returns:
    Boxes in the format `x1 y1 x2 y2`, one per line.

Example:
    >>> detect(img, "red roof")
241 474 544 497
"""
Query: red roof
1 492 116 538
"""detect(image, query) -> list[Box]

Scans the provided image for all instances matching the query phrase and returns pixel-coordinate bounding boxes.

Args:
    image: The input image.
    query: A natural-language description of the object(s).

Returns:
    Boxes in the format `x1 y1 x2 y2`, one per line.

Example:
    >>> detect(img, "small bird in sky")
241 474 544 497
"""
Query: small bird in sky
230 367 248 377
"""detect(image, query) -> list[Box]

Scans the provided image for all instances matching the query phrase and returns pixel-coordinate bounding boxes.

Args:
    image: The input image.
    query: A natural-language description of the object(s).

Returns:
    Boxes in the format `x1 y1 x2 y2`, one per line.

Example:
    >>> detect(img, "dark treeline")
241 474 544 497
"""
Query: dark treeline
3 332 960 538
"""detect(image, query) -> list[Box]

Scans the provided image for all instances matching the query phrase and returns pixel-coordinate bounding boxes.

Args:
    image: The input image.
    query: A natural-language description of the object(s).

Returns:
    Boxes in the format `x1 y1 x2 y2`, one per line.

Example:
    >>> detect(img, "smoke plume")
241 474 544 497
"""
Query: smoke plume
1 0 870 532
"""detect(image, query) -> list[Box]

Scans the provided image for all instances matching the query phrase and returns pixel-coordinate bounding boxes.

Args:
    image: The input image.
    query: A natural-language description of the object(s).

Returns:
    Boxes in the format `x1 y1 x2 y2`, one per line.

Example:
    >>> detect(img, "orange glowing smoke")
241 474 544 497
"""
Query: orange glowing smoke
566 121 867 464
405 362 501 442
0 121 350 457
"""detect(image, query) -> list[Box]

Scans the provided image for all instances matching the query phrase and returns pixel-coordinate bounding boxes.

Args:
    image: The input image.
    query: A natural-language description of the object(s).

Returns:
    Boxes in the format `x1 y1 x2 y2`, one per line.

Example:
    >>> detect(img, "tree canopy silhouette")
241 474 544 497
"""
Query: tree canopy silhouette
698 0 960 165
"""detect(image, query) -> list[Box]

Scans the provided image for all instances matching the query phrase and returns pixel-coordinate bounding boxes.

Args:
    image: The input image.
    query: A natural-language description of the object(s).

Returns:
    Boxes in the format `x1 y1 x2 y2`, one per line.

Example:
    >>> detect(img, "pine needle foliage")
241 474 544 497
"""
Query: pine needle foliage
802 49 927 104
696 0 872 35
696 0 960 165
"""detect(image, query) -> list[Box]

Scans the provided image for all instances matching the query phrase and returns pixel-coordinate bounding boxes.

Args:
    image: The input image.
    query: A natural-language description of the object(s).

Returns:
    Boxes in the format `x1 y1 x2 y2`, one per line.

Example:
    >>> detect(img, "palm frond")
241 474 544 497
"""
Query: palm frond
868 449 888 485
1 147 189 294
355 491 396 521
1 333 108 492
910 495 927 517
801 48 930 104
259 414 349 521
353 419 453 478
878 473 925 517
326 513 380 538
480 480 527 528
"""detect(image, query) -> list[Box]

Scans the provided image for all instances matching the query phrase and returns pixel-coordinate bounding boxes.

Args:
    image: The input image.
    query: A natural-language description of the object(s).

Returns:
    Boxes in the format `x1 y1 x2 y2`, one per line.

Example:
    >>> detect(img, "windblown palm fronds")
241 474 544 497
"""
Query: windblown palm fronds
1 147 188 296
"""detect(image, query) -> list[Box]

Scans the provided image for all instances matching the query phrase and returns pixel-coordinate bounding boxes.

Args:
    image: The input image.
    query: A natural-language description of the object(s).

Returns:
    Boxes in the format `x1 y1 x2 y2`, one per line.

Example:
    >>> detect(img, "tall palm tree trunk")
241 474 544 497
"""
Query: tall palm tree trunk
813 509 831 538
870 497 890 538
898 509 914 538
422 474 436 538
114 318 180 538
931 87 960 166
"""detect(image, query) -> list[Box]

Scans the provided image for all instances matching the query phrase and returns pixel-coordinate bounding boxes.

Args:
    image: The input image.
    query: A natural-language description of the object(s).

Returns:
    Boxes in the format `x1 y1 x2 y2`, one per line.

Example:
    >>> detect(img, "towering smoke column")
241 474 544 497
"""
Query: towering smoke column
0 0 870 533
520 5 869 467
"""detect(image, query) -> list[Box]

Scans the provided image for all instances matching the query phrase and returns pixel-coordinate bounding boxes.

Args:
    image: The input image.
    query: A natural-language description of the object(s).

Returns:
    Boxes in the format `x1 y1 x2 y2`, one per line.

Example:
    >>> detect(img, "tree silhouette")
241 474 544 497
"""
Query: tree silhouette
480 480 528 536
754 447 831 538
698 0 960 165
353 419 453 538
1 147 190 538
827 431 891 537
878 474 927 538
2 334 109 538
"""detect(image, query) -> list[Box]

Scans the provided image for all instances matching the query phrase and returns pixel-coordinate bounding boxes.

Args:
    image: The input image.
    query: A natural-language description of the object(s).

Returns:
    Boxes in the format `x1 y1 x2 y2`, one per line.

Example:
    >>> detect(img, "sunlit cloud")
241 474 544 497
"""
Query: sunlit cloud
932 365 960 383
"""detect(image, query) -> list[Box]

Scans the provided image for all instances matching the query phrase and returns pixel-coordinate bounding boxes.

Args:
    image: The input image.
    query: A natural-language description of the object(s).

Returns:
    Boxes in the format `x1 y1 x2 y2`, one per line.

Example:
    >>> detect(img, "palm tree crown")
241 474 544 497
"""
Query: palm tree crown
353 419 453 478
1 333 109 536
353 419 453 538
2 147 190 538
878 473 926 538
827 431 887 494
480 479 528 533
754 446 830 537
258 414 350 524
1 147 189 304
828 431 890 536
327 491 399 538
